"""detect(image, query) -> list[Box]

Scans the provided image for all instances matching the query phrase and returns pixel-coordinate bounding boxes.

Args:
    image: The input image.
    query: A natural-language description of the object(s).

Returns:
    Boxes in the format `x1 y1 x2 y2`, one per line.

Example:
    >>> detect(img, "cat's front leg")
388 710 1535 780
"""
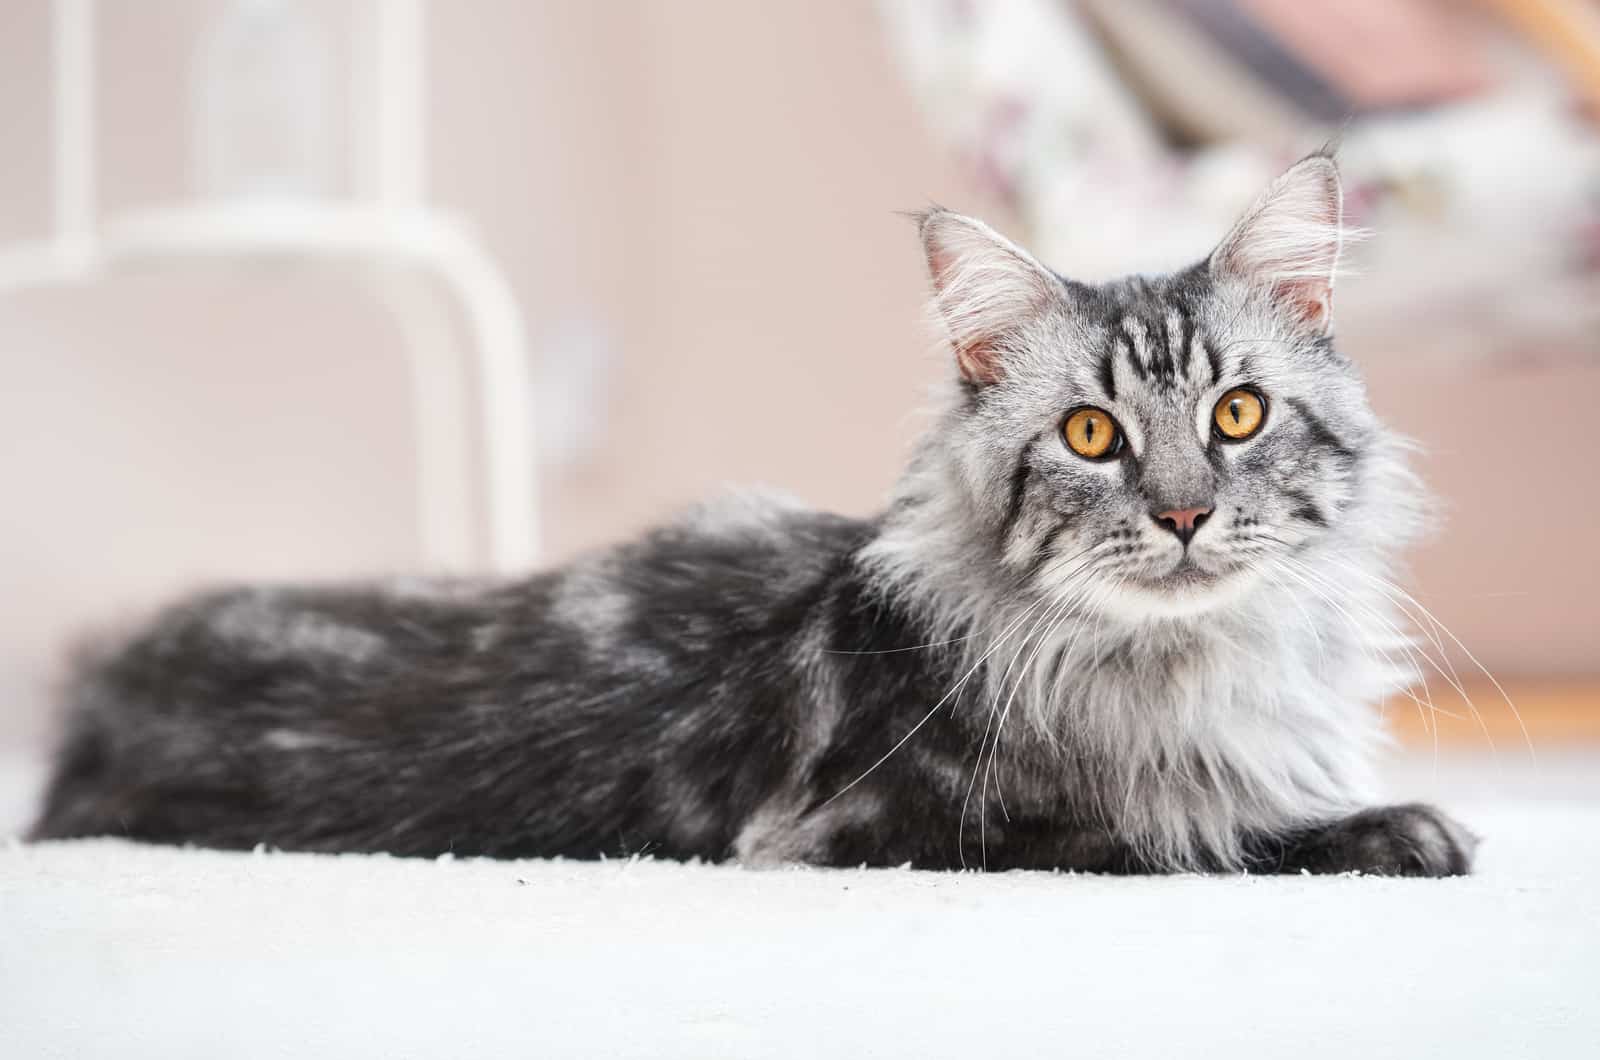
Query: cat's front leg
1266 803 1478 877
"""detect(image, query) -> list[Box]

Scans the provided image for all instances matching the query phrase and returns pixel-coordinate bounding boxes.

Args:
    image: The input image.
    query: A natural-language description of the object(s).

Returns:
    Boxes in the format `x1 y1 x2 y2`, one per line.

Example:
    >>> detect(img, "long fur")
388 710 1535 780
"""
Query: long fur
31 157 1474 876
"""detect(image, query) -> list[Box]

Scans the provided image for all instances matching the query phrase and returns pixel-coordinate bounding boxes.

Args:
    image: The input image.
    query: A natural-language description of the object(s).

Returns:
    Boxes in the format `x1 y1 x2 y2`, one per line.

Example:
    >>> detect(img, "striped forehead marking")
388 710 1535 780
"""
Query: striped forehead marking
1104 302 1208 396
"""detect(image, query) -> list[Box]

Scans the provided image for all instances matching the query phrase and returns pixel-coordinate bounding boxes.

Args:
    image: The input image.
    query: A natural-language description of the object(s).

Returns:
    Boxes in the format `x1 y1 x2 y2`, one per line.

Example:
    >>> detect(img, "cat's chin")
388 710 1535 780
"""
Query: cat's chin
1099 561 1260 621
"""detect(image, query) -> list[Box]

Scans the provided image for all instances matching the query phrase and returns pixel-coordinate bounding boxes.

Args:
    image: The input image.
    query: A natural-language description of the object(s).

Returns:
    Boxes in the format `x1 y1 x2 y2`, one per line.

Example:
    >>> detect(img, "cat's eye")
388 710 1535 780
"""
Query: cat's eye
1062 407 1122 460
1213 388 1266 441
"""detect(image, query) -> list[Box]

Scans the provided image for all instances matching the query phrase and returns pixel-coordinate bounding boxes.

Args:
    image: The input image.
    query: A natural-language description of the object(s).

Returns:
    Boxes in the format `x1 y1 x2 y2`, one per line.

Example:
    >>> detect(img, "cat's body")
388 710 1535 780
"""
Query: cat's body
33 157 1476 875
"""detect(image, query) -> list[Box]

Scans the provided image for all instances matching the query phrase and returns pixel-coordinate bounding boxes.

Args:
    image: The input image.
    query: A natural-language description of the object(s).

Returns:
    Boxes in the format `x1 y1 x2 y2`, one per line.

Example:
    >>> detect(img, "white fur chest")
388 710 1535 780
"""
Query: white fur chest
989 573 1409 870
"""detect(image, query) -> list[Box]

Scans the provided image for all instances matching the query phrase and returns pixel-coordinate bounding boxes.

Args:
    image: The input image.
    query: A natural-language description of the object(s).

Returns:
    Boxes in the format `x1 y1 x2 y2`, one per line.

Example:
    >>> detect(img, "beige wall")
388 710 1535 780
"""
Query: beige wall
1365 355 1600 678
0 1 1005 745
0 2 1591 747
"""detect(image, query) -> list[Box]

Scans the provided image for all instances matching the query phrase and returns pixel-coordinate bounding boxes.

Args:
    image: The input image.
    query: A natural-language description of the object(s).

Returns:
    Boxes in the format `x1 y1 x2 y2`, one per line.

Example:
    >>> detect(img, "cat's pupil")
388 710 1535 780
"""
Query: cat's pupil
1085 419 1096 442
1229 400 1242 423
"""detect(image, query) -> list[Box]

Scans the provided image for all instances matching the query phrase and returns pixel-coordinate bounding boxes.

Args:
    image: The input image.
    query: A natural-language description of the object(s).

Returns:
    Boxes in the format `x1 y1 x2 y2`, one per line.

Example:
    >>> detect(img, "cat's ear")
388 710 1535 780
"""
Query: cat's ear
1210 154 1345 334
919 208 1061 386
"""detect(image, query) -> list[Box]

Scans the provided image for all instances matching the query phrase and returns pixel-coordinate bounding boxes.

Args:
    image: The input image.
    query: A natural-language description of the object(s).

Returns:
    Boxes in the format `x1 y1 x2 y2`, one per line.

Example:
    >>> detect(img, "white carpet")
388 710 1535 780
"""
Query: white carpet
3 751 1598 1059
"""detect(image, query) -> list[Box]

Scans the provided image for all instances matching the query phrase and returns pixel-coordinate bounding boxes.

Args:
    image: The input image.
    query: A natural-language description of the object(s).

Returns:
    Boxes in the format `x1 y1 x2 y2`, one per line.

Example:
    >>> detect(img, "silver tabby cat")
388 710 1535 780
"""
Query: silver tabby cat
34 155 1475 875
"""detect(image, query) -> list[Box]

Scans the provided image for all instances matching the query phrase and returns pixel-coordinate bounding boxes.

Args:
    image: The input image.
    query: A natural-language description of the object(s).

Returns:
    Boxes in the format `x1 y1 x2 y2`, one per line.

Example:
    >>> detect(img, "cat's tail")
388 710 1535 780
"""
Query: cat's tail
29 642 126 841
30 725 109 840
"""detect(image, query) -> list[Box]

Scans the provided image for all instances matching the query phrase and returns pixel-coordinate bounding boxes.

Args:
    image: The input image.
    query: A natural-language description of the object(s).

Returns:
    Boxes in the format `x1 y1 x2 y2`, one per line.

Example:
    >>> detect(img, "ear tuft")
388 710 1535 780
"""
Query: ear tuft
1211 155 1348 333
918 208 1058 386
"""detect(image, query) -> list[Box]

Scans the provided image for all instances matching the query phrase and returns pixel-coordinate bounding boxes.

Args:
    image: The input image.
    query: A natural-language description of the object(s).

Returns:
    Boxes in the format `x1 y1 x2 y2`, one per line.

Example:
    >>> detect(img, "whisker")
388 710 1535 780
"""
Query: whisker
823 635 980 656
1325 558 1536 764
1268 556 1448 754
1274 555 1482 772
960 553 1107 867
827 542 1115 812
978 574 1115 863
964 589 1077 868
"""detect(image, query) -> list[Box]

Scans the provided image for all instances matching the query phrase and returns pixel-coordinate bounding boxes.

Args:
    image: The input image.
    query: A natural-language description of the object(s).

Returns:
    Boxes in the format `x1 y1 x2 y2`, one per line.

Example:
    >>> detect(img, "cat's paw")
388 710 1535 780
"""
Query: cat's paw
1290 803 1477 877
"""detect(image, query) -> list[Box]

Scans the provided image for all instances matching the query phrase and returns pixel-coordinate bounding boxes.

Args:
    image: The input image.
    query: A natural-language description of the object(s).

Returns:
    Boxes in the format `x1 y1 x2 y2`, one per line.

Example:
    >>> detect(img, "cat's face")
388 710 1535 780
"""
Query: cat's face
923 157 1379 619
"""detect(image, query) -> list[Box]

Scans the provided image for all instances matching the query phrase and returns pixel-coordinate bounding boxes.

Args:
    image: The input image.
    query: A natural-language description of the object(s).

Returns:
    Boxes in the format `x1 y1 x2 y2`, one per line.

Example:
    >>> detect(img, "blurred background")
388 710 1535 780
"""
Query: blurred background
1 0 1597 759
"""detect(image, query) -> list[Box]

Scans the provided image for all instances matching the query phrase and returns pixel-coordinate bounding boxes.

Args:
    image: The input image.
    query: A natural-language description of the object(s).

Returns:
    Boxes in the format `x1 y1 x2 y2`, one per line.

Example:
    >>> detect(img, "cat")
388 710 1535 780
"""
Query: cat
32 154 1475 875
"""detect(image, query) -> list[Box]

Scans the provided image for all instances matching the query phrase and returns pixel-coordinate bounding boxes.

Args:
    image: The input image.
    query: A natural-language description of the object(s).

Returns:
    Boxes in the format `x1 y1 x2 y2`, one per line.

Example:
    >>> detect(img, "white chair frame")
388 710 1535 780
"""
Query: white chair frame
0 0 539 572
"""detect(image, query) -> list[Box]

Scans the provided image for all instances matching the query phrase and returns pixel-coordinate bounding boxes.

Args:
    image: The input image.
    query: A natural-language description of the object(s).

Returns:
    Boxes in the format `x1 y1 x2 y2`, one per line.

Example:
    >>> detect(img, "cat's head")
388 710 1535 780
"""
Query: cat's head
905 155 1399 621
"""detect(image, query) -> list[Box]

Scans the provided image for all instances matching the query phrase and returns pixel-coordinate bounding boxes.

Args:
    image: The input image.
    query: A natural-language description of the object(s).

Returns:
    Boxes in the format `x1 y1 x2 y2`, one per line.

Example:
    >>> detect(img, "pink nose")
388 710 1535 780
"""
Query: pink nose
1154 506 1212 546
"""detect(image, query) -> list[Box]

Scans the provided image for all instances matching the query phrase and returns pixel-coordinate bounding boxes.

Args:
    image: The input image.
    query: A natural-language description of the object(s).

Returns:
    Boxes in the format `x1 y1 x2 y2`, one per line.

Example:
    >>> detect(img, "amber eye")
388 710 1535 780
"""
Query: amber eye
1213 388 1266 441
1062 407 1122 460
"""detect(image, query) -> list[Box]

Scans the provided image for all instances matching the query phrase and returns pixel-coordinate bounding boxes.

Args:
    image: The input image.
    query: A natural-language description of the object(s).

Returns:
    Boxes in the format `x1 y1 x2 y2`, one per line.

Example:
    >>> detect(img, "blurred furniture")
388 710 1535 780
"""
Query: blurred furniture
1484 0 1600 106
879 0 1600 369
0 0 539 573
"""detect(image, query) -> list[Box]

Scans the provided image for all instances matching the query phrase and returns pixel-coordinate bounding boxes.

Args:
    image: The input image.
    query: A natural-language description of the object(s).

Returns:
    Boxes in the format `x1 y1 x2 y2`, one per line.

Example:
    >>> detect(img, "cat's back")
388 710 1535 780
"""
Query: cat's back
598 488 871 619
31 488 875 853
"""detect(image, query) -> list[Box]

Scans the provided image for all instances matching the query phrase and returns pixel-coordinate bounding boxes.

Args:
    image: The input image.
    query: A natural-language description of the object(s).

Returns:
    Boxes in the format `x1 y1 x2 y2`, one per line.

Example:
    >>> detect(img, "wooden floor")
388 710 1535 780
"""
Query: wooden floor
1384 679 1600 747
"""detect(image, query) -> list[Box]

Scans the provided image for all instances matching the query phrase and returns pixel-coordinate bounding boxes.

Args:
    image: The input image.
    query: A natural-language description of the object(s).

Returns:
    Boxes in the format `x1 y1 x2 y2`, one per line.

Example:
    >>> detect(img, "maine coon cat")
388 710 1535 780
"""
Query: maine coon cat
33 155 1475 875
